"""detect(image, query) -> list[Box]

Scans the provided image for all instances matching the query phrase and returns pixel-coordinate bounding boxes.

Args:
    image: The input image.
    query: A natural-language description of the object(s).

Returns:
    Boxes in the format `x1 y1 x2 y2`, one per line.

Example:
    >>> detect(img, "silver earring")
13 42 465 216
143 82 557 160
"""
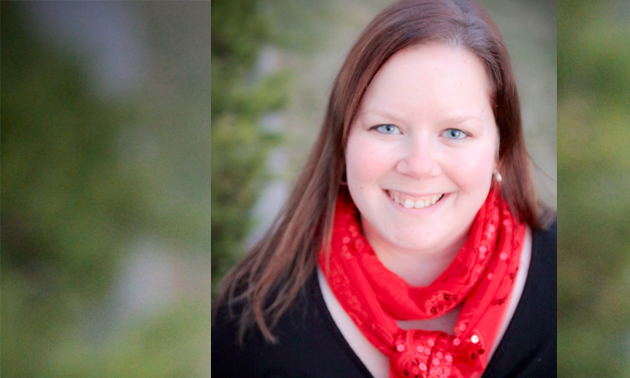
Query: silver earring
493 168 502 183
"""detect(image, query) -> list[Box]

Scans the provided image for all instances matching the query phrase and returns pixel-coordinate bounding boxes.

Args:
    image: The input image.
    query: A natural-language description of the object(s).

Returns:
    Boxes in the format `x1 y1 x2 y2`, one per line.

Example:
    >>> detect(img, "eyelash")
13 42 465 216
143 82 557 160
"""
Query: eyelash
372 124 401 134
371 125 470 140
443 128 470 140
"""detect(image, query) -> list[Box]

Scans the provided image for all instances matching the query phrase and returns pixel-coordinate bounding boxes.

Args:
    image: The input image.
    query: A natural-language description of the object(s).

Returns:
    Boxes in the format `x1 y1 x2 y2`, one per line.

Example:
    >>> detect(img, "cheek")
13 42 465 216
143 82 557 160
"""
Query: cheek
447 144 496 191
345 134 392 188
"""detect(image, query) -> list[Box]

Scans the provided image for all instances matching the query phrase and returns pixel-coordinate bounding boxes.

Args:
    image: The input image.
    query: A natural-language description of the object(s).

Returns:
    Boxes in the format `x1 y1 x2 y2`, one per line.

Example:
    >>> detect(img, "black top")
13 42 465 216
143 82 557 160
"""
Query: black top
212 221 556 378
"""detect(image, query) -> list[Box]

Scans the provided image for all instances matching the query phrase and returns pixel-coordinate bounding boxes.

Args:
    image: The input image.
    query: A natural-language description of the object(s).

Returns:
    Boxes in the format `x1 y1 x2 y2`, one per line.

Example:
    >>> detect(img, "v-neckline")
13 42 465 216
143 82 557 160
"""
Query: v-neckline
314 227 532 378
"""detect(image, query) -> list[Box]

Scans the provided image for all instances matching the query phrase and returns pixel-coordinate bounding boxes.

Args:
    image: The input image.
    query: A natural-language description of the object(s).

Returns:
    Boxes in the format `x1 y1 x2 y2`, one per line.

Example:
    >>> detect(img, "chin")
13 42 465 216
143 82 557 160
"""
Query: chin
387 227 441 250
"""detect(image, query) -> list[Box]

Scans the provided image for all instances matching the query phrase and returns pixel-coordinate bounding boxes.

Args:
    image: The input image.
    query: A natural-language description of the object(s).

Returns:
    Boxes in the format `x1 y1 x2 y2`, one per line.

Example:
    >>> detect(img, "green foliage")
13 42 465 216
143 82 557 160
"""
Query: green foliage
47 304 209 378
1 4 118 377
1 3 142 376
558 1 630 376
211 0 270 69
211 0 289 293
1 2 210 377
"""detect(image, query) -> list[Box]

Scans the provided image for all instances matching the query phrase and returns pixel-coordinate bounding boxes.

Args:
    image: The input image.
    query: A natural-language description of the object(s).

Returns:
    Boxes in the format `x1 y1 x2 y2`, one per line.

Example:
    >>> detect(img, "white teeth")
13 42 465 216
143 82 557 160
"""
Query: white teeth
389 191 444 209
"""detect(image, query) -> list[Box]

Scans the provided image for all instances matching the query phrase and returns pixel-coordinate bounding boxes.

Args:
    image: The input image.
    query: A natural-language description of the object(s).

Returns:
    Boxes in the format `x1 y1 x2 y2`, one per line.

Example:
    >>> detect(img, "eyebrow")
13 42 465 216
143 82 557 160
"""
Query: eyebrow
440 114 484 125
357 109 484 125
356 109 405 124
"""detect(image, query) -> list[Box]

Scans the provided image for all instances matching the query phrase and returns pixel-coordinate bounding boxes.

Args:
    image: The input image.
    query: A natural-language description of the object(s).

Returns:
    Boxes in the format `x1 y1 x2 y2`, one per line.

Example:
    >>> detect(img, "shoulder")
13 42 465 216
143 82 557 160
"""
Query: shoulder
483 218 557 377
534 218 557 247
211 282 314 377
518 218 557 331
531 218 557 276
212 274 369 378
212 294 260 377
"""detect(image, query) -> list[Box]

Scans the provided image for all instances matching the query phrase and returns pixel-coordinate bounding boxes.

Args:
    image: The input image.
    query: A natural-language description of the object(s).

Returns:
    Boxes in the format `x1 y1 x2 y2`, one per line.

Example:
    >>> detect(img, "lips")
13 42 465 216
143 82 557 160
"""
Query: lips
386 190 445 209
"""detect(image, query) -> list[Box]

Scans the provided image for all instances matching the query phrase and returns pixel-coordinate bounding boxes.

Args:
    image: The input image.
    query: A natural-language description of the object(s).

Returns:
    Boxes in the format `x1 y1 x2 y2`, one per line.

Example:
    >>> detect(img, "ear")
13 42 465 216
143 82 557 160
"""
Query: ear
494 158 504 174
493 150 504 177
493 125 501 167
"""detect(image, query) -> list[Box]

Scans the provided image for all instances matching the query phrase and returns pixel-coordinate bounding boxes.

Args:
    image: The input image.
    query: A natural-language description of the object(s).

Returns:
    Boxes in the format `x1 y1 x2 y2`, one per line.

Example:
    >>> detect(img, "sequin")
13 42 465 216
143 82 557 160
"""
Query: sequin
487 273 493 280
471 334 480 344
323 186 524 378
354 239 363 249
500 252 508 260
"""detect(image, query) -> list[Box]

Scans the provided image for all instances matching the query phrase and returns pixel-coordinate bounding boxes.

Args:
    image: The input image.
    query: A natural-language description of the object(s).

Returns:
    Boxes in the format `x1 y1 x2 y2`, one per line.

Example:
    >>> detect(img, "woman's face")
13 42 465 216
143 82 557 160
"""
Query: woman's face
345 43 499 256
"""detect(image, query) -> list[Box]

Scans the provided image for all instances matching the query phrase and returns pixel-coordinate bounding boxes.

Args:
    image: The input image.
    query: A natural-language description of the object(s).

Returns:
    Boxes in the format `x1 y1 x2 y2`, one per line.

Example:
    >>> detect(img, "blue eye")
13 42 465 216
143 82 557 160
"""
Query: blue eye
443 128 468 139
374 124 401 134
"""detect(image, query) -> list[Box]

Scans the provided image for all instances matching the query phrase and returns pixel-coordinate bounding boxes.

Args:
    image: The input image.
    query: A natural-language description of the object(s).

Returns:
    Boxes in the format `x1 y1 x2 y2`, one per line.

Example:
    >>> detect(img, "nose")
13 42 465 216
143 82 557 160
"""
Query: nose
396 136 441 179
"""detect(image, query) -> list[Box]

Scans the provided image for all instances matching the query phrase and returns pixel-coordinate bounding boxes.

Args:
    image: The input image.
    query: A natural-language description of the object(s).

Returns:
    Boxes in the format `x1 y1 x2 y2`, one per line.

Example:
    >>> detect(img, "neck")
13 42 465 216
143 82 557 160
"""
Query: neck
362 220 471 287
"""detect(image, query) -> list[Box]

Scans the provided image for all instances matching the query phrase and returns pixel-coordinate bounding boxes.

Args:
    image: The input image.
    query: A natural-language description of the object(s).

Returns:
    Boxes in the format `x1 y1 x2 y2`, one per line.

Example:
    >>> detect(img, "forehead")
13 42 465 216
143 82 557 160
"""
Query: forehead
357 43 493 119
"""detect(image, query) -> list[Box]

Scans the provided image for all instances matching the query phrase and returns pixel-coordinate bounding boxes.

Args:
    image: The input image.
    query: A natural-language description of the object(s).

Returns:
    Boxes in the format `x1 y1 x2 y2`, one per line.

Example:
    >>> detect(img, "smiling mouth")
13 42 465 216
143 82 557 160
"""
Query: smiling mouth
386 190 445 209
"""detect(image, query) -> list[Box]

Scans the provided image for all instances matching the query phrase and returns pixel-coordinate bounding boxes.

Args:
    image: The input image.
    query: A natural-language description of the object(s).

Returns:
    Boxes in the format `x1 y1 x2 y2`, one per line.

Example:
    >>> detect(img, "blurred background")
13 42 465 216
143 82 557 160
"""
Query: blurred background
2 2 211 377
557 1 630 376
212 0 557 303
19 0 630 377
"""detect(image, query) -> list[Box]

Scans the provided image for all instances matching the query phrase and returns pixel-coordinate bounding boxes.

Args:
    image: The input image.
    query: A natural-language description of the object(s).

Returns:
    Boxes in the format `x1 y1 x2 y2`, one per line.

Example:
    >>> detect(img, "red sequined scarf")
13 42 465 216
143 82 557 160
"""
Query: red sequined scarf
318 188 526 378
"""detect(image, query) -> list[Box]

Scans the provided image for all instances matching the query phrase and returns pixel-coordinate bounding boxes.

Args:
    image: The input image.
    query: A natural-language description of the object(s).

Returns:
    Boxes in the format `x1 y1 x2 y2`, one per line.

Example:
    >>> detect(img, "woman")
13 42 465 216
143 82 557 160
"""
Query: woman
212 0 556 377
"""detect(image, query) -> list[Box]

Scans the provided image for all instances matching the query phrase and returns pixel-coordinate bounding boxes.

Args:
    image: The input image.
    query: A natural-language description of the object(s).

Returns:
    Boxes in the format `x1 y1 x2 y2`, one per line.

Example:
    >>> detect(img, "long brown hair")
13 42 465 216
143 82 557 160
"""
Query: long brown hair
214 0 539 343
